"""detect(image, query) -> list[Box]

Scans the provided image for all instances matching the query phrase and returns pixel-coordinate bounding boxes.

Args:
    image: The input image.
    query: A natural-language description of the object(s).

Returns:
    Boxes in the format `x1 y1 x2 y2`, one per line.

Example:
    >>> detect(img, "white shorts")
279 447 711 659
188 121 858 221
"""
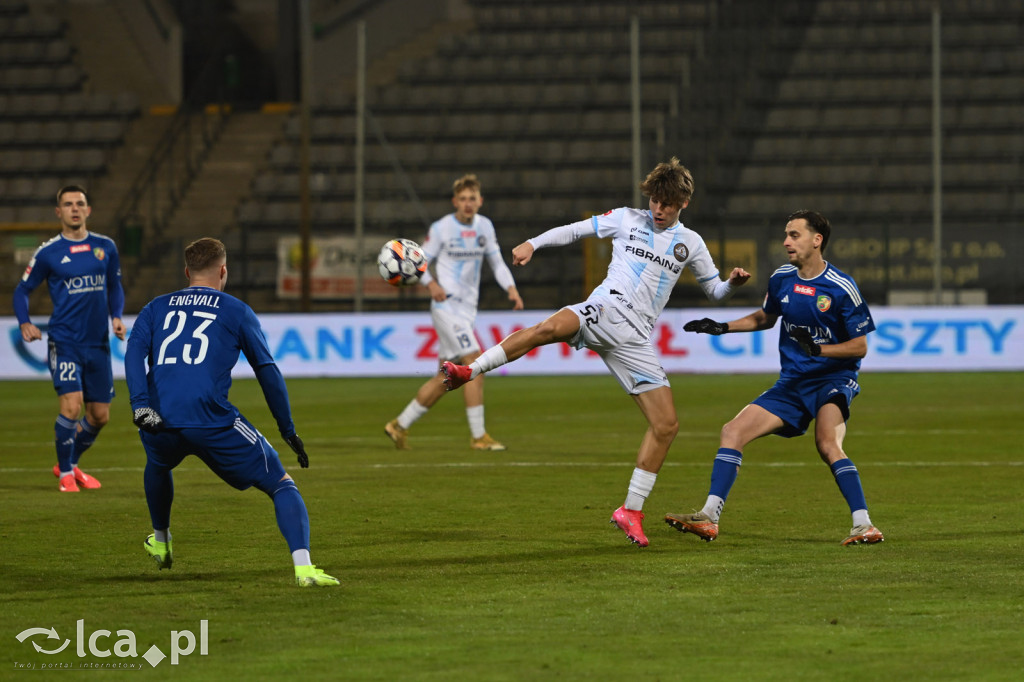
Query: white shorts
431 303 481 362
564 296 669 395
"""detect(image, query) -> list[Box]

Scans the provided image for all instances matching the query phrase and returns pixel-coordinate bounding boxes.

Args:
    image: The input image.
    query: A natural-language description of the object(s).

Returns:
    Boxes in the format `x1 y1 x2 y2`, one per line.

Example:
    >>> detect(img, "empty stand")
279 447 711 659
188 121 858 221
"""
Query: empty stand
0 2 140 219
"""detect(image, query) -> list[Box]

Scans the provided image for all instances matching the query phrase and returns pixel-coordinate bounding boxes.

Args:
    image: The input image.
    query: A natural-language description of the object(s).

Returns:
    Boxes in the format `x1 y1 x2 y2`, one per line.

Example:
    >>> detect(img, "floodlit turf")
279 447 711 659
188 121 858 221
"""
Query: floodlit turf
2 372 1022 680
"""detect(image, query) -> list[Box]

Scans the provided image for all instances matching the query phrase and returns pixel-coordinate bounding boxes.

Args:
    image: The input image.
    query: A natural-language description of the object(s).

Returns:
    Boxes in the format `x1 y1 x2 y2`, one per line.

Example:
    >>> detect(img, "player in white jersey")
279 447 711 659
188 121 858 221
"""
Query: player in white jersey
441 159 751 547
385 174 523 451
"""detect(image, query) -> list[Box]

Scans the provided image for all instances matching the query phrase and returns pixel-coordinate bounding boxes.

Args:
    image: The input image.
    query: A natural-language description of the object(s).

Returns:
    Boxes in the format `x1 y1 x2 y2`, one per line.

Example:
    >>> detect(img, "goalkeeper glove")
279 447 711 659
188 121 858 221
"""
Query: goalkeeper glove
132 407 165 433
789 327 822 356
683 318 729 335
285 434 309 468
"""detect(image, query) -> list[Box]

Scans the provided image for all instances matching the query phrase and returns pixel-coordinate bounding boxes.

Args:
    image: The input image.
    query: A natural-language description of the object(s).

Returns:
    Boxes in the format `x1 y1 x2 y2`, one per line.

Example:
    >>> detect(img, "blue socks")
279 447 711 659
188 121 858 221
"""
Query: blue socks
144 463 174 531
270 479 310 554
830 458 868 513
708 448 743 499
72 418 99 468
143 472 312 555
54 416 77 473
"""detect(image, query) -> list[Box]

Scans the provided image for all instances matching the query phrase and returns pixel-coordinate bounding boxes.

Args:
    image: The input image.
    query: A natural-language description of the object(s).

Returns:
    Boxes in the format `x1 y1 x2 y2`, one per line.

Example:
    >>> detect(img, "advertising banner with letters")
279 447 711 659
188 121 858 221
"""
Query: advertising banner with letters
276 235 428 300
2 306 1022 380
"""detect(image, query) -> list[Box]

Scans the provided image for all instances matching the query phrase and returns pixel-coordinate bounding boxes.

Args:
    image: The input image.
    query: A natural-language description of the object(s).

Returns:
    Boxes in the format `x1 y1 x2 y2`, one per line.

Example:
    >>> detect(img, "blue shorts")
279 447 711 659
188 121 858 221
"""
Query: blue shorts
752 375 861 438
47 339 114 402
139 415 287 493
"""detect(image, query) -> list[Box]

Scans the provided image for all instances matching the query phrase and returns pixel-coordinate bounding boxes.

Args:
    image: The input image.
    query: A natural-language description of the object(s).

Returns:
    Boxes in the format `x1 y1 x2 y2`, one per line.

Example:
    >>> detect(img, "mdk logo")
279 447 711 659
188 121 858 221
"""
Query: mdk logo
93 247 106 261
817 295 832 312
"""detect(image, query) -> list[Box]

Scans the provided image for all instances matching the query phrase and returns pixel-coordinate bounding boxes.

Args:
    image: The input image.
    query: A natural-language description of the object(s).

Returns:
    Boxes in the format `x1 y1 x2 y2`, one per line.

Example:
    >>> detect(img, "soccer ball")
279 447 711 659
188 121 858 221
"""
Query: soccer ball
377 238 427 287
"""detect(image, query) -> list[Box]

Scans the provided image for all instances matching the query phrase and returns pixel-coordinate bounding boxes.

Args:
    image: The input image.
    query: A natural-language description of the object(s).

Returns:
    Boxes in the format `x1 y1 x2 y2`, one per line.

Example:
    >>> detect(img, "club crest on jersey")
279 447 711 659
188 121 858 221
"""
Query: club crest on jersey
477 235 486 247
817 295 832 312
673 244 689 262
794 283 815 296
93 247 105 261
70 244 91 254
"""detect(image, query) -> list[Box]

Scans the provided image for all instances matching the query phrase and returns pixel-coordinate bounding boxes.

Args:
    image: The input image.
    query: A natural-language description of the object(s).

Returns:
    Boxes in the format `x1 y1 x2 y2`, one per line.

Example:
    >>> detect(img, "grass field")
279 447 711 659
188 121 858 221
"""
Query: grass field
2 372 1022 681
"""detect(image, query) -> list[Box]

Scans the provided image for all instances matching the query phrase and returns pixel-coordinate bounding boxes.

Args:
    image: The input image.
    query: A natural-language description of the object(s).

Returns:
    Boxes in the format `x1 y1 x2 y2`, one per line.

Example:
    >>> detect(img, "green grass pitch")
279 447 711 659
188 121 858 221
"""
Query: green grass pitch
2 372 1022 680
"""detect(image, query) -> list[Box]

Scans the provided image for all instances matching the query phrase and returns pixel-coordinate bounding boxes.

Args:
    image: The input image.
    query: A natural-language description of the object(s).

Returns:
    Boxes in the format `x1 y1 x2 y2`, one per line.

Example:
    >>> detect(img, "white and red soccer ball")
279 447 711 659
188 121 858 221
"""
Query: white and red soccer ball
377 238 427 287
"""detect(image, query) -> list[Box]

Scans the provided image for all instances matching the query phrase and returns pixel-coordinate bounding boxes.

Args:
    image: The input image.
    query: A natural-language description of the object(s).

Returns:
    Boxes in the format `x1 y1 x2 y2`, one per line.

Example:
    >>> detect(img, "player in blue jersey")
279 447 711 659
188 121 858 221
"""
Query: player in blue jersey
12 185 125 493
124 238 339 587
441 159 751 547
385 174 523 452
665 210 884 546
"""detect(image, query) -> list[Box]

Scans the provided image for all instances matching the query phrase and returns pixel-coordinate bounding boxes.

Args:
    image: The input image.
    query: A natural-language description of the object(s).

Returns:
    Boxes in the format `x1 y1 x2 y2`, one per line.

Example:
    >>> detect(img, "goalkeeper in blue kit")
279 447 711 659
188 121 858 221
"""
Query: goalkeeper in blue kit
124 238 339 586
665 210 884 546
12 185 125 493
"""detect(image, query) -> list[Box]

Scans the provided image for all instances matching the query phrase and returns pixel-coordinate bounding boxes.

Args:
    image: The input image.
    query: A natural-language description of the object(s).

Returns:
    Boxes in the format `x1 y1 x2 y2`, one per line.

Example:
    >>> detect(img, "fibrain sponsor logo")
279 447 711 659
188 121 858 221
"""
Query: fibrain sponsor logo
13 620 209 670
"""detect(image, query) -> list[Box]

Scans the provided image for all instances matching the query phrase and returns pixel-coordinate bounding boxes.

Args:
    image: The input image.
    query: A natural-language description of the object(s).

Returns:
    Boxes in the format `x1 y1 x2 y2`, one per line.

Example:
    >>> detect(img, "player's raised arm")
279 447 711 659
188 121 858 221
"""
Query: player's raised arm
511 241 534 266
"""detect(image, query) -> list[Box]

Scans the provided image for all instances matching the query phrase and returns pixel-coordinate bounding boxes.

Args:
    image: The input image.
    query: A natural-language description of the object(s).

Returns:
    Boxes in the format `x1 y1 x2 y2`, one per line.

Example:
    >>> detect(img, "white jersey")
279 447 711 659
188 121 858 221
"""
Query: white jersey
420 212 516 317
529 207 730 336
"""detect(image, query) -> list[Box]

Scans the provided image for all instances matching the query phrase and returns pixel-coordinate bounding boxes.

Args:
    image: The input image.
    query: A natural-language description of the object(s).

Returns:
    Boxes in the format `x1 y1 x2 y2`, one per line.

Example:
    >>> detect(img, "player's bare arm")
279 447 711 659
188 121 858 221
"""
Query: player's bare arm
816 334 868 359
511 242 534 266
727 310 778 333
20 322 42 342
507 286 524 310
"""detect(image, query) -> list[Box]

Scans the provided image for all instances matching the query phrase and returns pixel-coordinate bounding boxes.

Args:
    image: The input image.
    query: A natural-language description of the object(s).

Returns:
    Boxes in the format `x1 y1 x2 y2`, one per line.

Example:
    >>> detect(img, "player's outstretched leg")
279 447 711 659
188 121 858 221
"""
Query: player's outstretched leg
441 361 472 391
269 478 340 587
842 525 884 546
144 533 173 569
664 512 719 542
610 506 649 547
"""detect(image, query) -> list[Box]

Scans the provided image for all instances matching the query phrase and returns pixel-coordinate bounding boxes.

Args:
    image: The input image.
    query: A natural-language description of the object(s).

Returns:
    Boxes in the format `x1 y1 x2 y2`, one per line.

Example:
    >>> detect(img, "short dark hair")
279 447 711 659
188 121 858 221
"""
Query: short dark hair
185 237 226 272
787 209 831 253
56 185 89 206
639 157 694 207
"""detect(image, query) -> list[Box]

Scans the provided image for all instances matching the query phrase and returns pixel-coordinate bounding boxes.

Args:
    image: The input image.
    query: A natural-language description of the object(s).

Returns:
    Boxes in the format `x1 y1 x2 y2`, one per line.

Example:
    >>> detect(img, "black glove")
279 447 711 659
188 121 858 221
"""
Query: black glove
132 407 165 433
683 318 729 335
285 434 309 468
789 327 822 356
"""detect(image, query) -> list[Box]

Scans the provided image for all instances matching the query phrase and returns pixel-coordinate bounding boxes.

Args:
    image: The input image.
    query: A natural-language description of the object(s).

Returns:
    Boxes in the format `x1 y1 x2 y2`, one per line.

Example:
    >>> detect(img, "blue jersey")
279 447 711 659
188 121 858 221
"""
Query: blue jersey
125 286 294 435
12 231 124 346
763 262 874 382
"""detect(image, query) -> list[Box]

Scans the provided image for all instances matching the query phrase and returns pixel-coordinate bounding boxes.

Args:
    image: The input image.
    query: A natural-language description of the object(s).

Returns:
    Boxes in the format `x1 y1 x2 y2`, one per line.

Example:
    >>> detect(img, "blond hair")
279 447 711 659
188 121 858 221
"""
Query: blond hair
452 174 481 196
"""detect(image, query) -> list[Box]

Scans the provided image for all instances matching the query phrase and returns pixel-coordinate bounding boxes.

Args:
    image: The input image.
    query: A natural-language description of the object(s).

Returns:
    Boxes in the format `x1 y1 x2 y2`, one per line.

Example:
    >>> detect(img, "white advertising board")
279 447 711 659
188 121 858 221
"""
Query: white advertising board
2 306 1022 380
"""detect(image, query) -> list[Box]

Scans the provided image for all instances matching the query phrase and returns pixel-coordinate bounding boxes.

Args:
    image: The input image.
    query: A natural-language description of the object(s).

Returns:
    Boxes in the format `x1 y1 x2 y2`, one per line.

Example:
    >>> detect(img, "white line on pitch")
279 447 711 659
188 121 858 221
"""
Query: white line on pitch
1 461 1021 475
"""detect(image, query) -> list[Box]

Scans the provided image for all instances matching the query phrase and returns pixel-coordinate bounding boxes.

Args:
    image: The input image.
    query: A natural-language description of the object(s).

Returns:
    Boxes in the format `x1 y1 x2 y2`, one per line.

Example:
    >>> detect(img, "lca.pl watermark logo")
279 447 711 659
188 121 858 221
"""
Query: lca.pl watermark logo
13 619 208 670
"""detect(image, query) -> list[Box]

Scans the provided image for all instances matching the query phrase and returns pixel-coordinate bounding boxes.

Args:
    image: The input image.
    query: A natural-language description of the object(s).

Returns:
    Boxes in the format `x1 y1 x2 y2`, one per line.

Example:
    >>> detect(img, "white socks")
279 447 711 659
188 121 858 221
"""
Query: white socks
397 397 489 439
470 345 508 379
624 467 658 511
292 549 312 567
466 405 486 439
852 509 871 527
396 400 429 430
701 495 725 523
154 529 170 543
